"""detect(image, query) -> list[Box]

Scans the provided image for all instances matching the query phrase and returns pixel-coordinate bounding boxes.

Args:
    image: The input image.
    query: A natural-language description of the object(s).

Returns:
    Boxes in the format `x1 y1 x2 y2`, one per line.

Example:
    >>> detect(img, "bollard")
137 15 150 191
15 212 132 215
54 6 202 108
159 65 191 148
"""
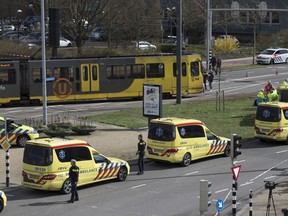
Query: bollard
249 189 253 216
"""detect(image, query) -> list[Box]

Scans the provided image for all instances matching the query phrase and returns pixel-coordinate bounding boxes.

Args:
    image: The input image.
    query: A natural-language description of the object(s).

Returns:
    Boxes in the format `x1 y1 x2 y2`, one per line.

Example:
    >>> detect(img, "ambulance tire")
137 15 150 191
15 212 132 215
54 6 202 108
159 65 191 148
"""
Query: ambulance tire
0 198 3 213
60 178 72 194
224 145 230 157
181 153 191 167
117 166 128 181
16 135 29 147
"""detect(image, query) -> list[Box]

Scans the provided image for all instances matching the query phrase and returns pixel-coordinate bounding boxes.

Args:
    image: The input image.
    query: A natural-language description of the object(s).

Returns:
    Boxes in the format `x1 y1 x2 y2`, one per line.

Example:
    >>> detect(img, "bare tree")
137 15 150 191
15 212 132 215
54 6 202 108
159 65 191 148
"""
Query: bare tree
46 0 108 54
102 0 161 48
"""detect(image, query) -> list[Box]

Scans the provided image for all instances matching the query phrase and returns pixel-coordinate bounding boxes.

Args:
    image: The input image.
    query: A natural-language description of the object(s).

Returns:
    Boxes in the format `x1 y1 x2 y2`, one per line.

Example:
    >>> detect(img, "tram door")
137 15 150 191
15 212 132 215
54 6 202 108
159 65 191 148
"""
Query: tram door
172 62 189 91
80 64 99 92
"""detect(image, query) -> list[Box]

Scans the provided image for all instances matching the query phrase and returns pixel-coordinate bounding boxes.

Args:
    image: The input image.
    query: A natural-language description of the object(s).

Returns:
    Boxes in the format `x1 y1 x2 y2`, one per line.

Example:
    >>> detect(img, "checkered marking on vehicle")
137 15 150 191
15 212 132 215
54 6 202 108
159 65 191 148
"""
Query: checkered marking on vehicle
94 162 121 180
273 56 284 63
206 140 228 155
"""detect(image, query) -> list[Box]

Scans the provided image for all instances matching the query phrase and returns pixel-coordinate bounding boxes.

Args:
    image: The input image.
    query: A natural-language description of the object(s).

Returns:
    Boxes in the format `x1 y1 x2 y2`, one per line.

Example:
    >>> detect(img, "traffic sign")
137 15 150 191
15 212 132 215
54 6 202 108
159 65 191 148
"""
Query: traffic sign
216 199 224 212
231 165 241 181
1 139 11 151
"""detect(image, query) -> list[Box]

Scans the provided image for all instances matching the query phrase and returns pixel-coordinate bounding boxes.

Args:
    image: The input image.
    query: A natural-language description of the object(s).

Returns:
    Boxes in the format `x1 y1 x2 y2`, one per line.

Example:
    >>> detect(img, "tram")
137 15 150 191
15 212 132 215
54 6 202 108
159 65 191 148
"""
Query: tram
0 53 203 105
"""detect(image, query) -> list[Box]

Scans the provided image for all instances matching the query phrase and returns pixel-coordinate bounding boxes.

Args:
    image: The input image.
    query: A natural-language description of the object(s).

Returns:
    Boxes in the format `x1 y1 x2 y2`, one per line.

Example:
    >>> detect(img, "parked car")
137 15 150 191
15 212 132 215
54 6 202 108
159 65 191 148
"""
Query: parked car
0 190 7 213
133 41 157 51
256 48 288 64
89 27 106 41
19 35 41 44
59 37 72 47
0 24 16 32
23 16 41 27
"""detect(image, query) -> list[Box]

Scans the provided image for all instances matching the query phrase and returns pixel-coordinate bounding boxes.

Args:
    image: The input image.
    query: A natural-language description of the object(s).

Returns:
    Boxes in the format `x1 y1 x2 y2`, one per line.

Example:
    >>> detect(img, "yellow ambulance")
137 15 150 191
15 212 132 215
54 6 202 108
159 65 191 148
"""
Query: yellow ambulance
22 137 130 194
147 117 230 166
255 102 288 143
0 117 39 147
0 190 7 213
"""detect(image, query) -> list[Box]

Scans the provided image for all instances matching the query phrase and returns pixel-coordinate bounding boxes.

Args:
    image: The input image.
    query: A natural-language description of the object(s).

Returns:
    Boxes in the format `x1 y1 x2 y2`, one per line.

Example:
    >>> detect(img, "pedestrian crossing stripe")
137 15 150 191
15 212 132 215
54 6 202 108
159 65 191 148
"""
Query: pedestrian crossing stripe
206 140 228 155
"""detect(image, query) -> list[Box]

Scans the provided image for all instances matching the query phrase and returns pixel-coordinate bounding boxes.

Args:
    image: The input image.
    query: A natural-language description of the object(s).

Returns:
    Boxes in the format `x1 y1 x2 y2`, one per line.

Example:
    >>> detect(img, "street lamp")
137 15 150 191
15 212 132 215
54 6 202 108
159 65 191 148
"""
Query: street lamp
17 9 22 45
166 7 176 38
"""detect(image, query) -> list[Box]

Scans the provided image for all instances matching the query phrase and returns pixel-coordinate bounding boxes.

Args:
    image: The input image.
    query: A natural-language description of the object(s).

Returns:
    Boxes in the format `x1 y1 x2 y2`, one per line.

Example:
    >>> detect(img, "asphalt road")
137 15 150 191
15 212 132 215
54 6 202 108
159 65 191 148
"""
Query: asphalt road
1 139 288 216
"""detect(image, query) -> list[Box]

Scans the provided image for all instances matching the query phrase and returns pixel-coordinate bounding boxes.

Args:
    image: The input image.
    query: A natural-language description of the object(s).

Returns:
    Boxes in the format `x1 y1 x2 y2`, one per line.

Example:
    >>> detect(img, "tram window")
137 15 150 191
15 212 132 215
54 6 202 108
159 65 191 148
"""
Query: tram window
33 68 42 82
82 66 88 81
92 65 98 80
191 61 200 76
76 67 80 81
126 64 145 78
173 62 187 77
0 69 16 84
146 63 164 78
106 65 125 79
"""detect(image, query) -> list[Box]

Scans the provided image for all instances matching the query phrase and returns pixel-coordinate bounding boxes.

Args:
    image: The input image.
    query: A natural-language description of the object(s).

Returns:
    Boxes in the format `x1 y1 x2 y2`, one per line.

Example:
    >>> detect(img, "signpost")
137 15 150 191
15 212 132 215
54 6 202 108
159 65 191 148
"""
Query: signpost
231 165 241 181
216 199 225 213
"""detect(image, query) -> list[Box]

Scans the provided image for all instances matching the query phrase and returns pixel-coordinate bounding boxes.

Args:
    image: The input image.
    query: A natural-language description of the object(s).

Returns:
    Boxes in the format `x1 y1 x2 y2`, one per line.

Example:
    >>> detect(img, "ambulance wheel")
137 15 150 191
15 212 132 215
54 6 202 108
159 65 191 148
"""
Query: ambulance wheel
17 135 29 147
60 179 72 194
0 198 3 213
181 153 191 167
224 145 230 157
117 166 128 181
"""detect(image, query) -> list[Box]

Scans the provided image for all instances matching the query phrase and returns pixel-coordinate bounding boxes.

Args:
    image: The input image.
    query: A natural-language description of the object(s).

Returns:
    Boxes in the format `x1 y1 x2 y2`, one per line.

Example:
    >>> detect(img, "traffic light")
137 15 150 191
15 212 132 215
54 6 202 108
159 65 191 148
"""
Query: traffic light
199 179 212 213
230 134 241 160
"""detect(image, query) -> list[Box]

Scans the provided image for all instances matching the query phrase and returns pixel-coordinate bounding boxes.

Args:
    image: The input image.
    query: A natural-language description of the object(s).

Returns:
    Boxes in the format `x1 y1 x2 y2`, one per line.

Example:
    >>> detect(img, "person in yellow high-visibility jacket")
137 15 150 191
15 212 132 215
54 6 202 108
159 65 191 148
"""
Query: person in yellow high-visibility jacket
280 79 288 87
267 88 279 102
254 89 265 106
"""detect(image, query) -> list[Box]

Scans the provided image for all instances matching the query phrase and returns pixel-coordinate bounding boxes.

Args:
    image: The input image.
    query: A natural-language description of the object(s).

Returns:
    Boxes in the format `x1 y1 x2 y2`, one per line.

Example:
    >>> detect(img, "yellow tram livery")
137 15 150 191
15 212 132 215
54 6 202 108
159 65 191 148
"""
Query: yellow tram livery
0 54 203 105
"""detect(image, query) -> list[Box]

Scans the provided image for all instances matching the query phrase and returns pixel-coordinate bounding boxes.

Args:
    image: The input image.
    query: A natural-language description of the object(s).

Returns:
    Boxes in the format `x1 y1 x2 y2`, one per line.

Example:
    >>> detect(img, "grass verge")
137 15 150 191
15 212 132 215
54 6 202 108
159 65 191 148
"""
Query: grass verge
87 97 257 139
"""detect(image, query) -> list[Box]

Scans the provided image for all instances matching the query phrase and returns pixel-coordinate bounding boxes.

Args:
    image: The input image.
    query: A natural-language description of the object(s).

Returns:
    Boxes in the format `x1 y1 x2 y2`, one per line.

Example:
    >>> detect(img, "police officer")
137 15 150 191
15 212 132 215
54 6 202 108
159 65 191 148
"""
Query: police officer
136 134 146 175
67 159 79 203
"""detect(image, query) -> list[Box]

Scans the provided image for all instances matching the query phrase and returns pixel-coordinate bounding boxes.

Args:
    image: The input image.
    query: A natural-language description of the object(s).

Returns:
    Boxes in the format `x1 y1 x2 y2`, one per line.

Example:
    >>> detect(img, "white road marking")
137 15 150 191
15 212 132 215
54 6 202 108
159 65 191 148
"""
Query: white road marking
131 184 146 189
250 159 288 182
235 160 246 164
240 181 253 187
184 171 199 176
215 188 229 193
264 176 276 180
276 150 288 154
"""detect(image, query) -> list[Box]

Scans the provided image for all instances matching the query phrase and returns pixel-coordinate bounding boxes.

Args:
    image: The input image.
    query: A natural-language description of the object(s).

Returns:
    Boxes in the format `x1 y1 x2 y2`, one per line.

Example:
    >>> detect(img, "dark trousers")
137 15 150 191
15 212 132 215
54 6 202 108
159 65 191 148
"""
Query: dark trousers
137 154 144 173
70 182 78 201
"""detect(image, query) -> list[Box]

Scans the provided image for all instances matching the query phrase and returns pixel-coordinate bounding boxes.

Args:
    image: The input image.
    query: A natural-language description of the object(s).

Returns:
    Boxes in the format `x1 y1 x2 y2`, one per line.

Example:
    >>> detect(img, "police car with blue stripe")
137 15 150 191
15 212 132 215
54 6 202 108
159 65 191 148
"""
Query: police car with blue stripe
256 48 288 64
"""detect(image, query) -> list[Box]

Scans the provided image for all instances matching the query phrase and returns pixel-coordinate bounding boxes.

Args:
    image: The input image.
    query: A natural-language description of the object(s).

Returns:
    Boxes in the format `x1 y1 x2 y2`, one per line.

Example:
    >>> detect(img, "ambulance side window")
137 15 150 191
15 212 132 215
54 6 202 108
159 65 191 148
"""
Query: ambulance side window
55 147 92 162
177 125 205 138
0 120 4 130
93 153 109 164
283 109 288 119
206 131 218 140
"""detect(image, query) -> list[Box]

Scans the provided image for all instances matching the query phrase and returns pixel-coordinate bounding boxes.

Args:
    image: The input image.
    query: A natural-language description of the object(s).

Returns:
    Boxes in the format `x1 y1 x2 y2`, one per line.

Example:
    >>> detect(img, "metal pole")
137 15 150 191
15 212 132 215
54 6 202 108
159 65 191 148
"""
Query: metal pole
41 0 47 124
176 0 182 104
249 189 253 216
206 0 211 71
232 175 237 216
6 150 9 187
222 90 225 111
216 91 218 111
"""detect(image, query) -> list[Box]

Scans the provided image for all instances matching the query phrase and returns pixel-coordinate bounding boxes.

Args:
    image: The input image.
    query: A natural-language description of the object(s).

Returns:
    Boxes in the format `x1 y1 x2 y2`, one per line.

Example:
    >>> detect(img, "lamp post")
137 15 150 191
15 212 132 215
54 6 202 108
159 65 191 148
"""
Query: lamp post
17 9 22 45
166 7 176 37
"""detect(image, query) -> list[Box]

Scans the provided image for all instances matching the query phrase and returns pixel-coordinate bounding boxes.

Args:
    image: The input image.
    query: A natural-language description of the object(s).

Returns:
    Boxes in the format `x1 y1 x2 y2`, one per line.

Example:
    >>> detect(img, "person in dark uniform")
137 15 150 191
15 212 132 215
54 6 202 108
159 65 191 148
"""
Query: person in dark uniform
67 159 79 203
136 134 146 175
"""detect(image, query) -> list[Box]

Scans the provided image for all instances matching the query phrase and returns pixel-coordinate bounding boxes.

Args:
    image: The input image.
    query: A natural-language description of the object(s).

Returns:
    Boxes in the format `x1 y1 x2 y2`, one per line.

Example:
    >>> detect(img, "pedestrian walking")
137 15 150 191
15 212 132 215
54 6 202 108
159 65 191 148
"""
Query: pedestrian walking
136 134 146 175
208 70 214 90
216 58 222 75
210 55 216 71
67 159 79 203
201 64 208 90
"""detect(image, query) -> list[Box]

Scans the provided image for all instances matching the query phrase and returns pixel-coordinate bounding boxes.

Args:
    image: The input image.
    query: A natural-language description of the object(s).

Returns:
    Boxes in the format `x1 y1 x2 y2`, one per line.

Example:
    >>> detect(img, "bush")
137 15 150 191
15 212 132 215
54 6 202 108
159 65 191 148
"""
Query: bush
213 36 239 52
